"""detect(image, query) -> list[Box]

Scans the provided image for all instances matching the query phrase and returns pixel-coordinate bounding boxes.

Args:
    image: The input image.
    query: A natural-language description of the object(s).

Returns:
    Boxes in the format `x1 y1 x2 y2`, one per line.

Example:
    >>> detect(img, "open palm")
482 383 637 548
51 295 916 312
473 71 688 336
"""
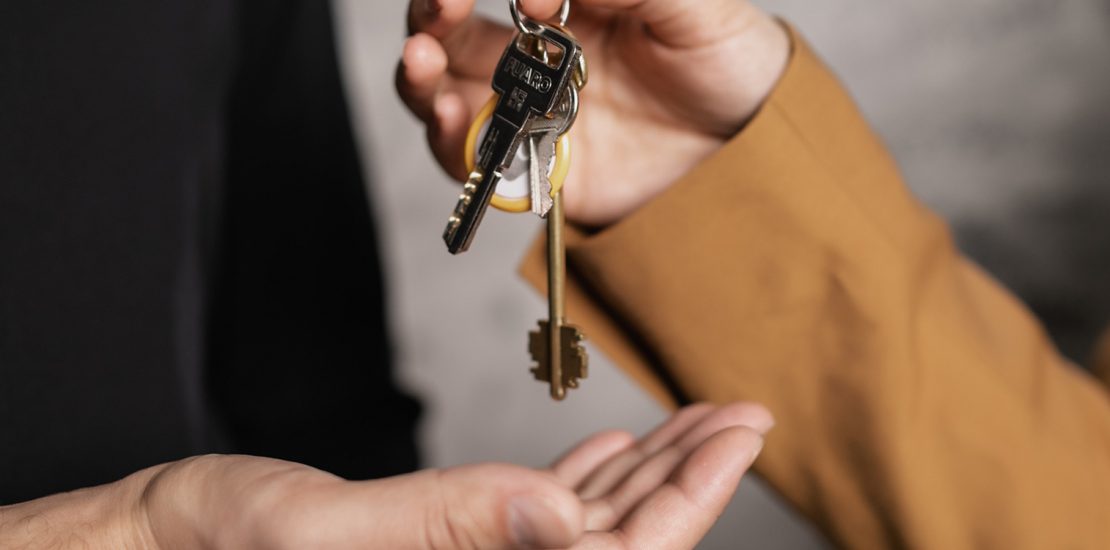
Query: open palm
137 403 771 549
399 0 788 226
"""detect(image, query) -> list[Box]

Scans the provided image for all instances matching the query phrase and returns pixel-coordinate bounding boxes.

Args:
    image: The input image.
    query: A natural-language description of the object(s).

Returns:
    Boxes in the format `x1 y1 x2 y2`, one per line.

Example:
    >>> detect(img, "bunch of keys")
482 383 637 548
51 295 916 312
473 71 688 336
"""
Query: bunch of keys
441 0 588 400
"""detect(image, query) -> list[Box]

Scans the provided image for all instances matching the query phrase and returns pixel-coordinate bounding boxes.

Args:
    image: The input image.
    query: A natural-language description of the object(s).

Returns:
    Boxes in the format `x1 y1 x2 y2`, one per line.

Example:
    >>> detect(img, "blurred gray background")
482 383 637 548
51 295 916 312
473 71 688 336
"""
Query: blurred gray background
334 1 1110 548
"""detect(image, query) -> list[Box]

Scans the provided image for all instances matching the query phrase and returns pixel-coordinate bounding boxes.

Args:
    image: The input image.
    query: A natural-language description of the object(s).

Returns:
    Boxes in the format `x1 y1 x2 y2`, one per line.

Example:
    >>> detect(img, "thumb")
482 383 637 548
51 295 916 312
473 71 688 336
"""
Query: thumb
358 463 585 549
522 0 760 49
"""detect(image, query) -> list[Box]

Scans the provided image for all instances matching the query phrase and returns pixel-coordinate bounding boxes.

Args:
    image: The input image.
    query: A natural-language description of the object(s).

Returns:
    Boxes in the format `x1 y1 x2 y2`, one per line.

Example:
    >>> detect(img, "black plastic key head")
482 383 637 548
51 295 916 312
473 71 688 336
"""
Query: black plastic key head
490 25 582 130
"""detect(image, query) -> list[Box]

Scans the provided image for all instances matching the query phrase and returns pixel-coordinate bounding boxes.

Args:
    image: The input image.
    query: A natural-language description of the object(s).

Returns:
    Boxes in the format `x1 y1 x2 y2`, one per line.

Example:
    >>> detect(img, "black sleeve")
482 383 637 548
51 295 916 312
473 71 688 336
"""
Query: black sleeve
206 0 422 480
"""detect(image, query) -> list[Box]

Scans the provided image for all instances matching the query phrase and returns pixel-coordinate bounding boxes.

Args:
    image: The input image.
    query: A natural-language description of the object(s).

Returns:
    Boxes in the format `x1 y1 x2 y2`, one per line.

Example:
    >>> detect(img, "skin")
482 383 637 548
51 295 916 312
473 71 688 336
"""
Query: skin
397 0 790 226
0 403 772 549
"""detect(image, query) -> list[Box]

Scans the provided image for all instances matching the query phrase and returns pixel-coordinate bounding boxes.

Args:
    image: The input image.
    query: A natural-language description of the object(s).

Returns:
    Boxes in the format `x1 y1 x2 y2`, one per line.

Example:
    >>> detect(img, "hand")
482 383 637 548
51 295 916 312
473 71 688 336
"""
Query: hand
0 402 772 549
398 0 789 227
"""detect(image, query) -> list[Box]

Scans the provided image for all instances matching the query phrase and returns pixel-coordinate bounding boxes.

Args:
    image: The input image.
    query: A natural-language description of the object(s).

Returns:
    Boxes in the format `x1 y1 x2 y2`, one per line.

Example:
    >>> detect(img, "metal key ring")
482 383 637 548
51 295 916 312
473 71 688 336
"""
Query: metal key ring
510 0 570 35
465 94 572 213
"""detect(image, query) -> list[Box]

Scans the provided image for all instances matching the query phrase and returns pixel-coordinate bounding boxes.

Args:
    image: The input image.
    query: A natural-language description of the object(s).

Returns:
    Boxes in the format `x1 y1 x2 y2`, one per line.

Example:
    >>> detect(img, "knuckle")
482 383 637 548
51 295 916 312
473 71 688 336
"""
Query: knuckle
423 470 486 550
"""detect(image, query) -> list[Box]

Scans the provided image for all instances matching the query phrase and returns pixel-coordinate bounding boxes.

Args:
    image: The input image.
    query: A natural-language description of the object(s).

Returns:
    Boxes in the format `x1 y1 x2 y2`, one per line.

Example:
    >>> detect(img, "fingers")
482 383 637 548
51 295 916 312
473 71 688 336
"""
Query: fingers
550 430 637 487
517 0 571 21
409 0 571 36
573 426 765 550
636 403 718 455
581 403 774 530
408 0 475 38
572 404 713 500
349 464 584 549
576 402 768 500
425 91 473 179
396 32 478 179
574 0 758 48
406 0 514 78
397 33 448 123
399 0 518 179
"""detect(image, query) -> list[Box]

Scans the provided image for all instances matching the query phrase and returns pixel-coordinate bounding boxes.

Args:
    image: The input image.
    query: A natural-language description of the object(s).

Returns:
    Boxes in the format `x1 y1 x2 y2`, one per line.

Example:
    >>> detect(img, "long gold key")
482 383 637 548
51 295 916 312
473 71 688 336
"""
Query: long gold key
529 190 588 399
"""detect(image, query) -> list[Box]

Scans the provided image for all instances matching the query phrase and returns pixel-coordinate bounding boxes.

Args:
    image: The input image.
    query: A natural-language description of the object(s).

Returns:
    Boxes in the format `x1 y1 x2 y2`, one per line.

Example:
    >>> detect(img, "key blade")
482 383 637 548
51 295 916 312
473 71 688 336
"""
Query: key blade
443 170 495 254
443 109 524 254
527 136 556 217
442 169 502 254
530 131 557 217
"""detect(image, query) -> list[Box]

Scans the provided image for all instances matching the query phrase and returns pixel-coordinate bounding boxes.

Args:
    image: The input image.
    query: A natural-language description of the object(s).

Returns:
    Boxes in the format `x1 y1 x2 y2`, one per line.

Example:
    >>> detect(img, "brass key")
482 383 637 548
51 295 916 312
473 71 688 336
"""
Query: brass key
529 190 588 399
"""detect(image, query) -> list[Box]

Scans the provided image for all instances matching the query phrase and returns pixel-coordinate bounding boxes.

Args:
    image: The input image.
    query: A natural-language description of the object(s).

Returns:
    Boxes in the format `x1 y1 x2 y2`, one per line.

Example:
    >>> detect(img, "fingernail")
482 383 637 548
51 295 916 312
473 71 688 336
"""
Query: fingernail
747 414 776 435
508 496 551 547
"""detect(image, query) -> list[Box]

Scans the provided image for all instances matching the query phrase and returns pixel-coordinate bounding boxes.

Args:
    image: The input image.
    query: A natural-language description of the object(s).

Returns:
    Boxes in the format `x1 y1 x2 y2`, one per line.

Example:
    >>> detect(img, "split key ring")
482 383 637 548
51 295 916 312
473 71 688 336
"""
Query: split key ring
510 0 571 35
464 94 572 214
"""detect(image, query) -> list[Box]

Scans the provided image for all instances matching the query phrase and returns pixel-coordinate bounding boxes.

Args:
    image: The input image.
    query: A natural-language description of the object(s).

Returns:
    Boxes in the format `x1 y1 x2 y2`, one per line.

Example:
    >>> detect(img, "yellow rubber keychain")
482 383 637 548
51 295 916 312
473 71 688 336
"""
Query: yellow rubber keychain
463 95 572 214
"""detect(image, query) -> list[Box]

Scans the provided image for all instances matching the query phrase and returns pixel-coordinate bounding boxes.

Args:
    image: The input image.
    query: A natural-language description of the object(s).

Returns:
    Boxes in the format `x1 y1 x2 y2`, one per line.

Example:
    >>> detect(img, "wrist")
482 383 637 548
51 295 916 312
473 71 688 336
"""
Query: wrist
140 454 340 550
140 455 231 549
0 463 168 549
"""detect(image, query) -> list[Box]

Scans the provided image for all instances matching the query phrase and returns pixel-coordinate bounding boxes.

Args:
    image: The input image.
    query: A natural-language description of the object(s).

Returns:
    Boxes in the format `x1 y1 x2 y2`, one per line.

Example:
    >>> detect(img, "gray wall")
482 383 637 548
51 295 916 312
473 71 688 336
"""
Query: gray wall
334 1 1110 547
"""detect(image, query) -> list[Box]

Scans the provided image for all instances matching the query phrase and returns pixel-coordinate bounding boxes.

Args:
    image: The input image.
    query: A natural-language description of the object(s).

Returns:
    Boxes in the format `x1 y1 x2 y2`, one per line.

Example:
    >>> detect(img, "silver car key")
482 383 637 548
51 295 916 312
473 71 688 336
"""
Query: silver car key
525 83 577 217
526 135 553 217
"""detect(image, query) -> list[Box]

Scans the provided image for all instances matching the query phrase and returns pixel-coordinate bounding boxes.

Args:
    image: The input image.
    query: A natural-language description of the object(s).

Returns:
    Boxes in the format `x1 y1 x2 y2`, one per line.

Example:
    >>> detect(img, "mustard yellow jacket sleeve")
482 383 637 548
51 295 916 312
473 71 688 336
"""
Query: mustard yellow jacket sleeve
521 26 1110 549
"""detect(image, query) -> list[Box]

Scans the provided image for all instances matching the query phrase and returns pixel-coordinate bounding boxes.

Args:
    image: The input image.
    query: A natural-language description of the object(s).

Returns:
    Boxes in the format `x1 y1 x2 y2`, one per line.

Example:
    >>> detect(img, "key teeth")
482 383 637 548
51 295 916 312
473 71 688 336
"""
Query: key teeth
528 324 549 382
528 321 589 388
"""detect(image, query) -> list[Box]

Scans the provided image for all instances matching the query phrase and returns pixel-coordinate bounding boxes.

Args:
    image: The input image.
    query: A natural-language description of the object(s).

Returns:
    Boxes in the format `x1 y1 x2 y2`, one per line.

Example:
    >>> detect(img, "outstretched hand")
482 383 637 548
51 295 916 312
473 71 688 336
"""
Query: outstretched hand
1 403 771 549
398 0 789 227
134 402 772 549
